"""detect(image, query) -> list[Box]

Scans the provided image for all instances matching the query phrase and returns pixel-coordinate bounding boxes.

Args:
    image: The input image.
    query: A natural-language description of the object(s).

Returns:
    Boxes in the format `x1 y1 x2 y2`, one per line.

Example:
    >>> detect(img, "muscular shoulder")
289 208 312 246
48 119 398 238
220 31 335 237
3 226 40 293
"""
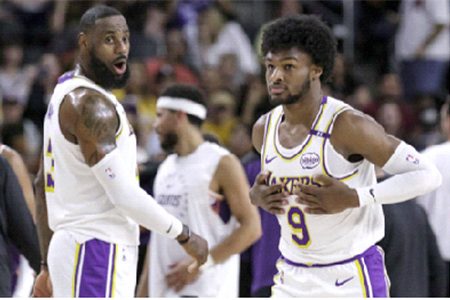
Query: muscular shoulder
331 109 399 165
60 87 118 143
252 113 269 154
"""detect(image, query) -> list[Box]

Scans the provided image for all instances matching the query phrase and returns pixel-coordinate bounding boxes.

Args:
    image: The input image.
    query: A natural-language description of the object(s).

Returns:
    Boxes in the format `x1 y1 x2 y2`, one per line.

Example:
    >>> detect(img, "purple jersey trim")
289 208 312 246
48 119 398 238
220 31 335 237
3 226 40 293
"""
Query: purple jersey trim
281 245 378 268
57 71 76 84
273 96 328 160
321 105 359 180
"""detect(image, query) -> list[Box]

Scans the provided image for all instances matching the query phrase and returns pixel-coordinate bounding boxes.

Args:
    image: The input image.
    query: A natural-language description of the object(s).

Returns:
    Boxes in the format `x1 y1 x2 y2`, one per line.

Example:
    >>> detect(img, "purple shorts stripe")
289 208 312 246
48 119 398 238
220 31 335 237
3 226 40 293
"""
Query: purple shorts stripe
78 239 115 297
361 247 389 297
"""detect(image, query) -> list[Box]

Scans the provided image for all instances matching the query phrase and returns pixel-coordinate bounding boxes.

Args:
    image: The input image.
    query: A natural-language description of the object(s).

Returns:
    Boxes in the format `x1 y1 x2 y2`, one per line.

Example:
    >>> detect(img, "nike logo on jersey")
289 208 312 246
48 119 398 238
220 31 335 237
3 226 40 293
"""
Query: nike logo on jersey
335 276 354 287
265 155 277 164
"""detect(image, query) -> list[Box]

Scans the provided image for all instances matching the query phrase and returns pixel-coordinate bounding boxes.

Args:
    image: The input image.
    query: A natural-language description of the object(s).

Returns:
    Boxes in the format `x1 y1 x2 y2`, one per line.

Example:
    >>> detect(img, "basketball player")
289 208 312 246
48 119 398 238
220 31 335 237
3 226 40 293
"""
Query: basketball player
137 84 261 297
250 15 442 297
32 6 207 297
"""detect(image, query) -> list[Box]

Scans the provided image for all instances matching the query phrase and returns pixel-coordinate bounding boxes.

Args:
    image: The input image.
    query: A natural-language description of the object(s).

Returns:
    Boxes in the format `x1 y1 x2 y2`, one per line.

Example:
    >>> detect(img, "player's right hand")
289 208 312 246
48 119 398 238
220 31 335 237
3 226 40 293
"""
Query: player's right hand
32 269 52 297
181 232 208 270
249 171 289 214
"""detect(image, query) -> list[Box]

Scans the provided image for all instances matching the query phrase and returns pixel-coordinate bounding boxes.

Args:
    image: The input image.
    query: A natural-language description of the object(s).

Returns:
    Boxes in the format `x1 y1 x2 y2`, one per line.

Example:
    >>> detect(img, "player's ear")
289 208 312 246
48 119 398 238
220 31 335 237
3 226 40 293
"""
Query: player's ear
310 65 323 82
78 32 88 50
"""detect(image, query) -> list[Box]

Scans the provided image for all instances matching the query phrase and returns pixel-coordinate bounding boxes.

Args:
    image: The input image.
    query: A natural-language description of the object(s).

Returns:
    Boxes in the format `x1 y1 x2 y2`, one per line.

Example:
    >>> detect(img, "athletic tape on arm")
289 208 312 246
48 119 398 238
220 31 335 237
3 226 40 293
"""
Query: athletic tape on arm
356 141 442 206
91 148 183 238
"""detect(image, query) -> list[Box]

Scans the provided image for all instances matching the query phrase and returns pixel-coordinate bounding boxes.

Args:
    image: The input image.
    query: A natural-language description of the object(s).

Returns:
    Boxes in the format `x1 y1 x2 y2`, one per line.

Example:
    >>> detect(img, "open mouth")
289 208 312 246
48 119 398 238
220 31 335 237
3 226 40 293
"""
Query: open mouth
112 61 127 75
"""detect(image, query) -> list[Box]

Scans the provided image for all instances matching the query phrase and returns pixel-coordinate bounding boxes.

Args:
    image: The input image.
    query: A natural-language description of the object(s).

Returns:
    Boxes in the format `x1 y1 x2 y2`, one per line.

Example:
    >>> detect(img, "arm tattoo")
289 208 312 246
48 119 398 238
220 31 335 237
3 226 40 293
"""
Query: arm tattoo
80 95 117 142
77 93 118 166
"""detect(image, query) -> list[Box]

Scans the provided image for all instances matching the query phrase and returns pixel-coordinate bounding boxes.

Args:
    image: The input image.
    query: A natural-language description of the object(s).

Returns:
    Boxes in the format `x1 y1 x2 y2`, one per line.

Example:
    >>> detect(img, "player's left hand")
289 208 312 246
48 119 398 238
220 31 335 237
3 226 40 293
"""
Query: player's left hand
295 174 359 214
32 269 53 297
165 259 200 292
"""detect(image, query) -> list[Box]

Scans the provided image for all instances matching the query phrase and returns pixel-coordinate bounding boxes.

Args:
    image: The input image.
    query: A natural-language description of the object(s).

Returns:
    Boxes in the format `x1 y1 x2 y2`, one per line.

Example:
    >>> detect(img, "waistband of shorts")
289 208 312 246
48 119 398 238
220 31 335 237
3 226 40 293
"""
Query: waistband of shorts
281 245 379 268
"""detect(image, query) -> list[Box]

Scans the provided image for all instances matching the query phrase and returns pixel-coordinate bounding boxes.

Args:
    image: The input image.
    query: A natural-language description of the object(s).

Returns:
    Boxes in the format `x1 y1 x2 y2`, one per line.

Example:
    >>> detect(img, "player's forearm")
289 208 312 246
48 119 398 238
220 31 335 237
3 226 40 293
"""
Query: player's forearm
209 216 261 264
357 142 442 206
34 167 53 265
91 148 183 239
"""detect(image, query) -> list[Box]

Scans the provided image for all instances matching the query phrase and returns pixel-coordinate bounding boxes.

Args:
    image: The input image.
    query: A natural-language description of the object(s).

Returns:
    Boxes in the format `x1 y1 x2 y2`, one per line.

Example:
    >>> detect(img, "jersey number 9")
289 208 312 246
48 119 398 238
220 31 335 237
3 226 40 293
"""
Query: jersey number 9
287 206 311 248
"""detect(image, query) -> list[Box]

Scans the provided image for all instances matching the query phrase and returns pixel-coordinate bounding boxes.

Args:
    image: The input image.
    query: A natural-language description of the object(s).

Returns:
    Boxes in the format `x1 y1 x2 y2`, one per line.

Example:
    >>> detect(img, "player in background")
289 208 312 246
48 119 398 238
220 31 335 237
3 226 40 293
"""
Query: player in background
137 84 261 297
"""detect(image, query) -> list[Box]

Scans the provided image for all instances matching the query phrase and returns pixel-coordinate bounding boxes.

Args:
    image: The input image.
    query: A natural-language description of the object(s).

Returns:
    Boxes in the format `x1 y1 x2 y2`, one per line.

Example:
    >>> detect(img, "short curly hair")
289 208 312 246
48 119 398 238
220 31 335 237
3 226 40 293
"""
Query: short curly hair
261 15 336 83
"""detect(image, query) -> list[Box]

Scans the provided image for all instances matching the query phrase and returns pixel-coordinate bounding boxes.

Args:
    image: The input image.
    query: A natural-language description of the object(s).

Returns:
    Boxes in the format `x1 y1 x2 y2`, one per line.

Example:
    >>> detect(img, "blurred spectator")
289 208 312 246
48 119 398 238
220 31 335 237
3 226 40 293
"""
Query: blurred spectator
416 98 450 296
0 144 36 297
199 65 223 96
1 0 57 62
372 73 416 140
203 90 238 147
345 83 375 114
0 155 40 296
375 100 405 139
1 99 41 173
239 76 271 126
327 53 361 101
355 0 399 75
195 2 259 79
146 27 199 90
378 200 447 297
411 94 443 151
24 53 61 134
0 43 36 108
395 0 450 102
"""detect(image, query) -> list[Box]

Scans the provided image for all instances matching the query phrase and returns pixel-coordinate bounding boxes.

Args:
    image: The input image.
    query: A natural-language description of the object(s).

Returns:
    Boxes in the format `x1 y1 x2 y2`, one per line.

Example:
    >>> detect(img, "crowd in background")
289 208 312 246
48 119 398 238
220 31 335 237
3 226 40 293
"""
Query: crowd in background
0 0 449 297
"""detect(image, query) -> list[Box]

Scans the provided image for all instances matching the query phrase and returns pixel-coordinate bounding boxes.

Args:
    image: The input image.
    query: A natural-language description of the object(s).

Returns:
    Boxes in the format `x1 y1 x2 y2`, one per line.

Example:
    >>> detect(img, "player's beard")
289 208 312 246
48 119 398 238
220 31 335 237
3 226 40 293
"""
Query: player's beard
160 131 178 154
270 78 311 106
89 49 130 89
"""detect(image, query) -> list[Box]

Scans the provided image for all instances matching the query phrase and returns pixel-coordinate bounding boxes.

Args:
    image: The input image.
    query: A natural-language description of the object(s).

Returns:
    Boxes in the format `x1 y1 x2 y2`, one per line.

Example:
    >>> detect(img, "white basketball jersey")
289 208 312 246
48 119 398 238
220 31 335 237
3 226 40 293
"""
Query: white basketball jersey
149 142 239 297
261 96 384 264
43 69 139 245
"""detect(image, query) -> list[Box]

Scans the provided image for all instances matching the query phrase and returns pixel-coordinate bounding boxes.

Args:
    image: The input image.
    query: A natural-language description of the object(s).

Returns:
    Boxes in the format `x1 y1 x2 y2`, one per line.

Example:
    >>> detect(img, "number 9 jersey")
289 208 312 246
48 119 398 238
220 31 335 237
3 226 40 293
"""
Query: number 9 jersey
260 96 384 265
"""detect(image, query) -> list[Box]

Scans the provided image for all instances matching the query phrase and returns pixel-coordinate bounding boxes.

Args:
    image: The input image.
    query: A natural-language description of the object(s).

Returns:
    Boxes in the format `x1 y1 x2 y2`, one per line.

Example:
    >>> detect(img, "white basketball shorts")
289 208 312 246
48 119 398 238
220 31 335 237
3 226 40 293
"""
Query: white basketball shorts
48 230 138 297
271 245 390 297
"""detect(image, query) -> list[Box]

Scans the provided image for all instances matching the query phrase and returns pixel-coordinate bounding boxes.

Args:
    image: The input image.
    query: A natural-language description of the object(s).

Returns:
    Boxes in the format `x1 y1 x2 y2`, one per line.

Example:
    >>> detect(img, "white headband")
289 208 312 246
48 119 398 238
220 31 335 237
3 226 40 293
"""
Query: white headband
156 96 207 120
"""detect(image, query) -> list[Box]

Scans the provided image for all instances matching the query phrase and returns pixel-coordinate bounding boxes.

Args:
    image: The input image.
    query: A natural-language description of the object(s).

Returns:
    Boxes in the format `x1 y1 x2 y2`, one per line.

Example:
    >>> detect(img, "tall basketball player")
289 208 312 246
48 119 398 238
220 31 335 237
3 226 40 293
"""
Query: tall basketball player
250 15 442 297
32 5 207 297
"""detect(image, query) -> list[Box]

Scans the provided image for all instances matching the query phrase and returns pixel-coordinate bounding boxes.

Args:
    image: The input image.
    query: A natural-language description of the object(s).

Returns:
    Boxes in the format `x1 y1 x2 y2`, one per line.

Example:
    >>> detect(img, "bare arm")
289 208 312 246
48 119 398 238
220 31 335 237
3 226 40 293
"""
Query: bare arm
251 113 268 154
331 110 399 167
209 154 261 263
415 23 446 58
59 88 118 166
32 158 53 297
165 154 262 292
